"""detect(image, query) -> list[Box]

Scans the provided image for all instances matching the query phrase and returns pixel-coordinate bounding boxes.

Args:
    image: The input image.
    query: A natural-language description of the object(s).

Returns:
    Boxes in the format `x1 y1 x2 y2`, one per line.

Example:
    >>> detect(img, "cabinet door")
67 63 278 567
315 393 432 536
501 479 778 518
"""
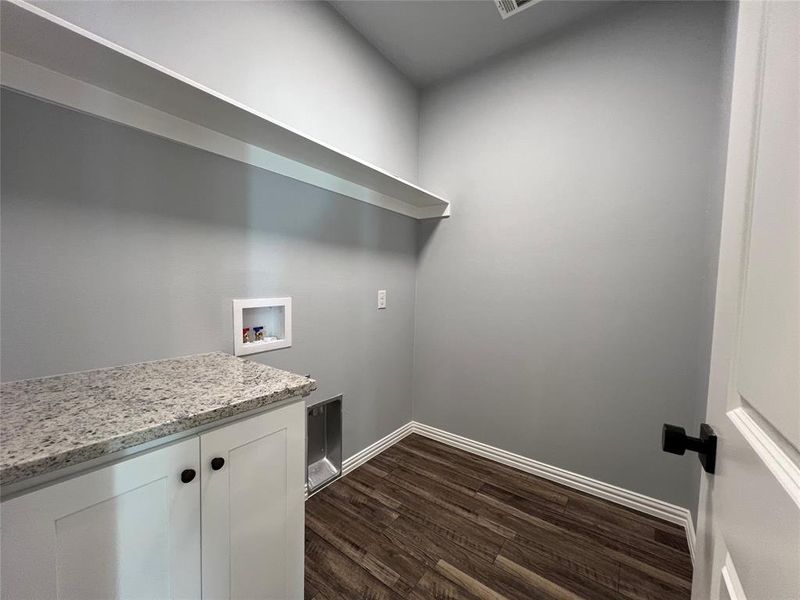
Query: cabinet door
1 438 201 600
201 402 305 600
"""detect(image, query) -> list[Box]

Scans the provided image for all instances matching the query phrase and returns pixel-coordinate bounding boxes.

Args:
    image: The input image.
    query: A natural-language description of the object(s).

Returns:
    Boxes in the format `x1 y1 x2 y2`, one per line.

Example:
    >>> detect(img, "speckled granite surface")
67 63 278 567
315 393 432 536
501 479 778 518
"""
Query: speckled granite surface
0 352 316 486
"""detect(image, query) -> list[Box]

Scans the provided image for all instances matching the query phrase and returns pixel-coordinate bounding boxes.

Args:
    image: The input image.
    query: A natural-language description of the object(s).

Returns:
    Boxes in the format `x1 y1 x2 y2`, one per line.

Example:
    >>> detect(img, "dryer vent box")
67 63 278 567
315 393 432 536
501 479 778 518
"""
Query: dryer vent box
307 395 342 495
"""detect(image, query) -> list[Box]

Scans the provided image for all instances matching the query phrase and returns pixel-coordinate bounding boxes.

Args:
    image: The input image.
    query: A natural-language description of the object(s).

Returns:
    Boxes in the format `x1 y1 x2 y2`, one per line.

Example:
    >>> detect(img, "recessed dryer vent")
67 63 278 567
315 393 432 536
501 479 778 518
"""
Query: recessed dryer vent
307 395 342 496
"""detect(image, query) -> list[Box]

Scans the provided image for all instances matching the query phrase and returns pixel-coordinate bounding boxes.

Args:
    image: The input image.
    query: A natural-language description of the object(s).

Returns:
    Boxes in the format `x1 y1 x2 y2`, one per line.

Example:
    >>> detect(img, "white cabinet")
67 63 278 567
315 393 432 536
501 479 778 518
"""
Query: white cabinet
1 437 201 600
1 401 305 600
201 402 305 600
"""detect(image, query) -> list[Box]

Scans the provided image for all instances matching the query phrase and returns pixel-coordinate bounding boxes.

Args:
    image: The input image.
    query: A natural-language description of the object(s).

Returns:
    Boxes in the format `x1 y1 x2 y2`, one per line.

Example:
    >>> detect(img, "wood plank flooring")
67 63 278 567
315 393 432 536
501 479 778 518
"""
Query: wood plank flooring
305 434 692 600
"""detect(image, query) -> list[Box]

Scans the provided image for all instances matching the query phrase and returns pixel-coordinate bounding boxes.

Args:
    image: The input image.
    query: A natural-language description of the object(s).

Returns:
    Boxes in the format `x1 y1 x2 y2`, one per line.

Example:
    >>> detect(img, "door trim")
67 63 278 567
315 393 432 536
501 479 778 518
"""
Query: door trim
728 407 800 509
721 553 747 600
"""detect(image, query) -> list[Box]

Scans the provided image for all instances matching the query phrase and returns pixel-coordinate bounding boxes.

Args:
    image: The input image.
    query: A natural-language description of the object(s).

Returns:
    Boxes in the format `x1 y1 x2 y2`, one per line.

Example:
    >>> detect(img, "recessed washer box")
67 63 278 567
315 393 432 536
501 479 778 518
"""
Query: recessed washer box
232 297 292 356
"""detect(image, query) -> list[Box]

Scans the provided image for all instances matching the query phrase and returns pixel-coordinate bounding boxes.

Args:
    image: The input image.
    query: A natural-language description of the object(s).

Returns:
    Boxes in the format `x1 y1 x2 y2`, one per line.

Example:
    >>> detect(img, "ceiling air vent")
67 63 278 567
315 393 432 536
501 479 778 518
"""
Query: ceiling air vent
496 0 541 20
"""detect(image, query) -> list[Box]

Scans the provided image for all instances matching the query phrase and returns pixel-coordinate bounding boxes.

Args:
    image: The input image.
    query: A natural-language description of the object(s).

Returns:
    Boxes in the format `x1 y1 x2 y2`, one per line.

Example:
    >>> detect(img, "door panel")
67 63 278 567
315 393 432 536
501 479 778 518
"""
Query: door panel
716 413 799 599
201 402 305 600
0 437 201 600
694 2 800 599
736 0 799 447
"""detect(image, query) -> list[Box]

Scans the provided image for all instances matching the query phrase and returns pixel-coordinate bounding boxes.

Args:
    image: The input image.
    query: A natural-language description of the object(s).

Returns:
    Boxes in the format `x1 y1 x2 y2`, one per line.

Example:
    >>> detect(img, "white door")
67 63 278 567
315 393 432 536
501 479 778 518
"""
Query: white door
200 402 305 600
693 2 799 599
0 438 201 600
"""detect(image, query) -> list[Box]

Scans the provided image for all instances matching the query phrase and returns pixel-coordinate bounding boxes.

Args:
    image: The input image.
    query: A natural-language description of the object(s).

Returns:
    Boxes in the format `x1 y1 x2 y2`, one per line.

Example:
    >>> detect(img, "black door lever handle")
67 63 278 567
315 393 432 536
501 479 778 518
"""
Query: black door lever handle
662 423 717 474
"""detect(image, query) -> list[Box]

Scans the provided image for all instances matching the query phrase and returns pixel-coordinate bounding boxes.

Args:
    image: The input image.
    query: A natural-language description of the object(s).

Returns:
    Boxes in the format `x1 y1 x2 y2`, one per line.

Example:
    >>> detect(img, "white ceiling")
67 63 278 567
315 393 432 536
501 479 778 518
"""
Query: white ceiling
328 0 618 88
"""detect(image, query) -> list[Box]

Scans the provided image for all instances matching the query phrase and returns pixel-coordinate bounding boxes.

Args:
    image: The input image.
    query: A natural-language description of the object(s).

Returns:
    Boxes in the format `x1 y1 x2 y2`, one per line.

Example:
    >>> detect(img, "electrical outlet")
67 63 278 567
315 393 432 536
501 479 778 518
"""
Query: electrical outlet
377 289 387 309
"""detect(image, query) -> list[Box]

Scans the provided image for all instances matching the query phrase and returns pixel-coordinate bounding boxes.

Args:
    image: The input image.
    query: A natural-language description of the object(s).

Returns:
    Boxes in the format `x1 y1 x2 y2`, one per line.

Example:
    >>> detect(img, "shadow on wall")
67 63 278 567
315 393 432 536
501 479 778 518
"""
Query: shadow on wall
0 89 418 409
412 0 734 516
417 218 440 255
1 89 414 258
431 0 627 91
415 3 643 256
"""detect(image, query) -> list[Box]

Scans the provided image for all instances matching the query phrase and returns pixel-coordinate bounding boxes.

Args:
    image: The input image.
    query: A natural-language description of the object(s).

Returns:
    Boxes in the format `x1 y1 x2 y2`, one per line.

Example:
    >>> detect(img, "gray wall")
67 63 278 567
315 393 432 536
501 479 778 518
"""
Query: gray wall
1 1 735 516
34 0 420 182
1 90 416 459
414 1 733 515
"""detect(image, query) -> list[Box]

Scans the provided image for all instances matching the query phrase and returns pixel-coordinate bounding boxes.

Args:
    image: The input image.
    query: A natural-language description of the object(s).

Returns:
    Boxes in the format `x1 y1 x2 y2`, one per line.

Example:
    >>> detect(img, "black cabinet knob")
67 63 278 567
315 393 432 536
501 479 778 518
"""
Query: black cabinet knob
180 468 196 483
211 457 225 471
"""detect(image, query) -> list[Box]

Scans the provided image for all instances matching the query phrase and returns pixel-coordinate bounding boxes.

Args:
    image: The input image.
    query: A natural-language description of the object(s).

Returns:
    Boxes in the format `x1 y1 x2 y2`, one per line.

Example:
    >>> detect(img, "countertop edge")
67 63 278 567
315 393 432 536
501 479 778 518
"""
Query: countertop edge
0 380 316 489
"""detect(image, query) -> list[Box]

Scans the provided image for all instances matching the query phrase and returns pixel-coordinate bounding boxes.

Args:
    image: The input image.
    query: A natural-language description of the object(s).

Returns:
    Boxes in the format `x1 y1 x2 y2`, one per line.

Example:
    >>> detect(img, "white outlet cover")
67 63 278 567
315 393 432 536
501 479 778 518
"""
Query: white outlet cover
378 290 387 309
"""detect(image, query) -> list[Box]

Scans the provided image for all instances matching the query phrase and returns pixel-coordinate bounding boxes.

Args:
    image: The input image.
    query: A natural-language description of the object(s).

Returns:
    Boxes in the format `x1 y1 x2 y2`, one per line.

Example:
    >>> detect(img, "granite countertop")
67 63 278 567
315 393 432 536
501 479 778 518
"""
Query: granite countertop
0 352 316 487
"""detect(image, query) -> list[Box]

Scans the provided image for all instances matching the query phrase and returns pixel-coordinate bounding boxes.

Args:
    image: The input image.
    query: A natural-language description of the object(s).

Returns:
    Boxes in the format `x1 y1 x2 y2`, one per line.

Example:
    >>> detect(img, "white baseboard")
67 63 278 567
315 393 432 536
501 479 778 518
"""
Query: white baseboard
410 421 696 563
342 421 416 475
323 420 696 563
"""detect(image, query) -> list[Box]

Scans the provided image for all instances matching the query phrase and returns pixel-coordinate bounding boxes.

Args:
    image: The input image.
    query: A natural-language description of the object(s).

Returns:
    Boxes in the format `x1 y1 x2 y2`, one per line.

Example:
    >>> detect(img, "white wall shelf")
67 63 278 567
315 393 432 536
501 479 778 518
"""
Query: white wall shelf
232 298 292 356
0 0 450 220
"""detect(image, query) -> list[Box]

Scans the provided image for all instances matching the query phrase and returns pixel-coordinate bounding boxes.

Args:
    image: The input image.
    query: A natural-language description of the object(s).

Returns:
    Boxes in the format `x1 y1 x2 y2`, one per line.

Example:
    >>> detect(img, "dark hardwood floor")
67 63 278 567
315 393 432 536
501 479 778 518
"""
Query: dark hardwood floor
304 434 692 600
